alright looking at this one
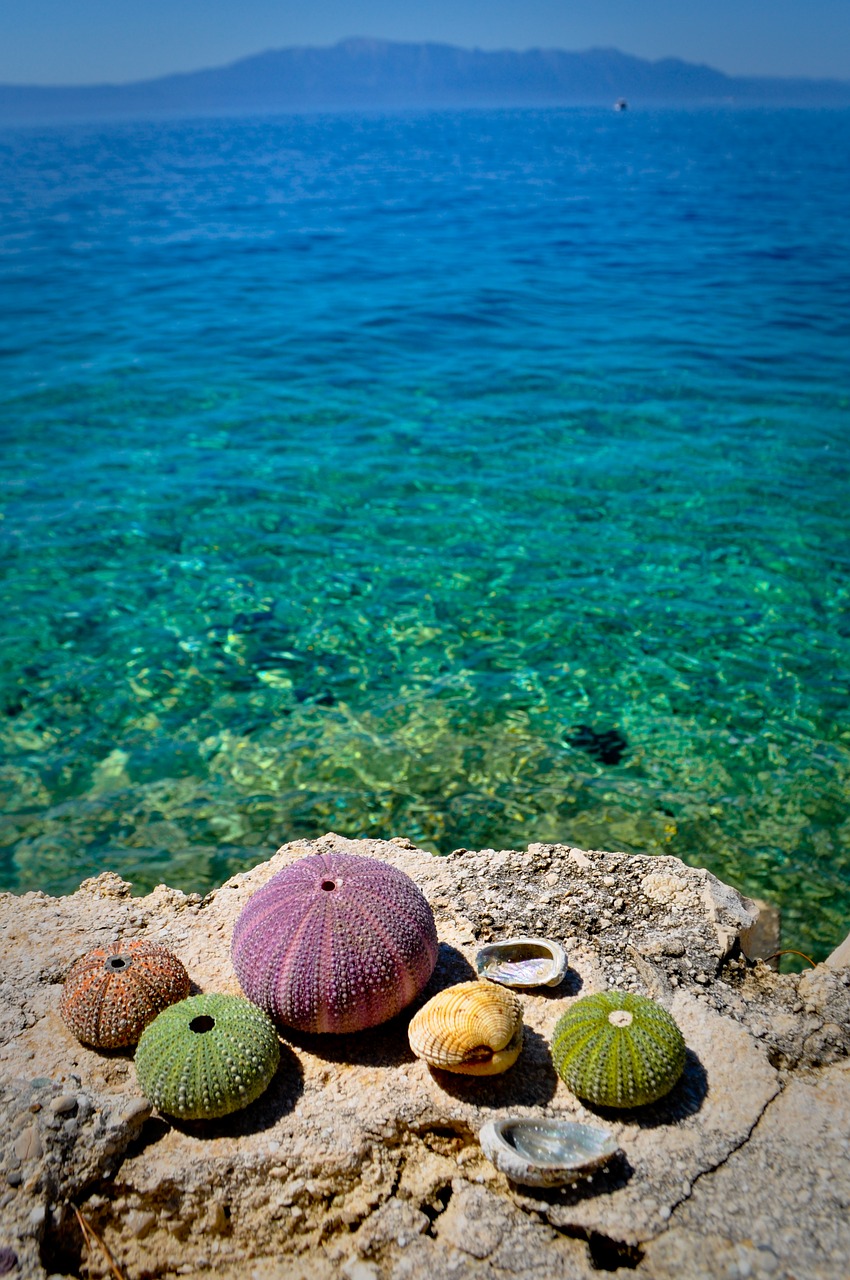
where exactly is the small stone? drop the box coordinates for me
[29,1205,47,1228]
[695,972,709,985]
[119,1097,152,1125]
[342,1261,380,1280]
[14,1127,42,1162]
[0,1191,16,1210]
[125,1210,156,1239]
[6,1171,23,1188]
[0,1247,19,1275]
[50,1094,78,1115]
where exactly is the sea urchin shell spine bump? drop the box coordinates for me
[478,1117,619,1186]
[231,851,438,1034]
[134,992,280,1120]
[408,980,523,1076]
[475,937,568,989]
[60,940,191,1049]
[551,990,686,1108]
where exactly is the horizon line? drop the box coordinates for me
[3,35,849,93]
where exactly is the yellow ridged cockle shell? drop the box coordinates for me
[407,981,523,1076]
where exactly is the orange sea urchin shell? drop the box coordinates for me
[60,940,191,1048]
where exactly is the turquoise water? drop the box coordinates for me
[1,109,849,960]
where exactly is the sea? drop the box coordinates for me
[1,107,848,962]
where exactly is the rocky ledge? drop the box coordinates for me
[1,835,849,1280]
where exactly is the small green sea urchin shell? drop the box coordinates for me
[135,994,280,1120]
[552,991,686,1108]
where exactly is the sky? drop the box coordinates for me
[2,0,850,86]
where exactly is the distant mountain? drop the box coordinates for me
[2,38,850,124]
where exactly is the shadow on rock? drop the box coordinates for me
[427,1026,559,1107]
[282,1004,417,1069]
[170,1041,304,1139]
[524,967,584,1001]
[426,942,478,991]
[586,1047,708,1127]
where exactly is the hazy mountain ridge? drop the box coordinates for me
[2,36,850,122]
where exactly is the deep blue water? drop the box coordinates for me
[1,108,849,960]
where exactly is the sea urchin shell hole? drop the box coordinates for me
[60,939,191,1049]
[231,852,439,1034]
[189,1015,215,1034]
[552,990,686,1109]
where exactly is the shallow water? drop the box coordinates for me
[1,108,848,959]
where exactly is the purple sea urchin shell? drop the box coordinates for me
[231,852,438,1034]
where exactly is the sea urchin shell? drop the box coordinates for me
[408,980,523,1075]
[552,990,686,1108]
[60,940,191,1049]
[231,852,439,1034]
[135,993,280,1120]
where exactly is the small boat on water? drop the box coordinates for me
[614,98,629,111]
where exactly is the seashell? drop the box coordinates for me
[408,981,523,1075]
[231,852,438,1034]
[134,993,280,1120]
[476,937,568,989]
[552,990,686,1108]
[479,1117,619,1186]
[60,940,191,1049]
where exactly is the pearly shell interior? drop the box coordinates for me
[475,937,568,989]
[479,1117,619,1187]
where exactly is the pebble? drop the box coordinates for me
[125,1210,156,1239]
[0,1191,16,1209]
[118,1098,151,1124]
[50,1094,78,1115]
[29,1205,46,1228]
[6,1171,23,1188]
[14,1127,42,1162]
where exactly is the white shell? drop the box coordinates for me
[475,937,568,989]
[479,1117,619,1187]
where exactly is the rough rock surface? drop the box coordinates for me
[1,834,849,1280]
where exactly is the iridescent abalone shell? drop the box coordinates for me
[479,1117,619,1186]
[231,852,439,1034]
[135,993,280,1120]
[60,940,191,1049]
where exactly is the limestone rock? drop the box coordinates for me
[1,834,848,1280]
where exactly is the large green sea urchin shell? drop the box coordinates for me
[552,991,686,1108]
[135,994,280,1120]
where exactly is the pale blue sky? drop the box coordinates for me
[3,0,850,86]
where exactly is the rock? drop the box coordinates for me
[825,927,850,970]
[434,1181,506,1258]
[48,1096,77,1116]
[740,898,782,968]
[0,834,848,1280]
[13,1128,42,1163]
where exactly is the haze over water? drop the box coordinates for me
[1,107,848,960]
